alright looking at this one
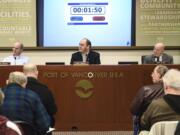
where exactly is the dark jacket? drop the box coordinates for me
[130,82,164,116]
[143,53,173,64]
[70,51,101,64]
[26,77,57,127]
[141,94,180,130]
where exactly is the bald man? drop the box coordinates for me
[3,42,29,65]
[23,64,57,127]
[143,43,173,64]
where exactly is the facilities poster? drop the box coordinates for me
[0,0,37,47]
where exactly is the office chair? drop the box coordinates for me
[139,121,178,135]
[141,55,147,64]
[14,121,37,135]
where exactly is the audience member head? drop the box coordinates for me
[151,65,169,83]
[79,38,91,53]
[8,72,27,88]
[163,69,180,95]
[12,42,24,56]
[0,90,4,105]
[23,64,38,79]
[153,43,165,57]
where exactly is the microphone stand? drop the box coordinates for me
[14,56,16,65]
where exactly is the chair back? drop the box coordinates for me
[141,55,147,64]
[14,121,37,135]
[139,121,178,135]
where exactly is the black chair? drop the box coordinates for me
[14,121,37,135]
[175,121,180,135]
[141,55,147,64]
[14,121,54,135]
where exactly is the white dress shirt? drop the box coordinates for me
[3,55,29,65]
[82,53,87,63]
[154,55,163,63]
[81,51,89,63]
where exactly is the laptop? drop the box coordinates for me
[0,62,10,65]
[45,62,65,65]
[118,61,138,65]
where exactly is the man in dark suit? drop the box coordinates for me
[70,38,101,64]
[23,64,57,127]
[142,43,173,64]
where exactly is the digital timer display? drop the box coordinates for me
[44,0,132,47]
[70,6,105,15]
[67,2,109,25]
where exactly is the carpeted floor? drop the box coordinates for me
[52,131,133,135]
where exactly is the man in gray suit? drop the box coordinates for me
[142,43,173,64]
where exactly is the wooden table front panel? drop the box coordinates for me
[0,65,179,131]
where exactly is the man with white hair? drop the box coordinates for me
[140,69,180,130]
[3,42,29,65]
[1,72,50,135]
[143,43,173,64]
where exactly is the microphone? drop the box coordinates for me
[14,56,16,65]
[154,56,161,64]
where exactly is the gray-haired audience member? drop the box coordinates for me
[140,69,180,130]
[1,72,50,135]
[142,43,173,64]
[130,65,169,116]
[0,88,22,135]
[130,65,168,132]
[3,42,29,65]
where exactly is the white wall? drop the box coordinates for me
[0,50,180,65]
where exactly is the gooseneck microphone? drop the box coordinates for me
[153,56,161,64]
[14,56,16,65]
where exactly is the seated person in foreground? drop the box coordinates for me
[142,43,173,64]
[1,72,50,135]
[140,69,180,131]
[3,42,29,65]
[70,38,101,64]
[23,64,57,127]
[0,89,22,135]
[130,65,168,115]
[130,65,168,132]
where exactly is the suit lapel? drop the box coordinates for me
[87,51,92,63]
[162,53,166,62]
[78,52,83,61]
